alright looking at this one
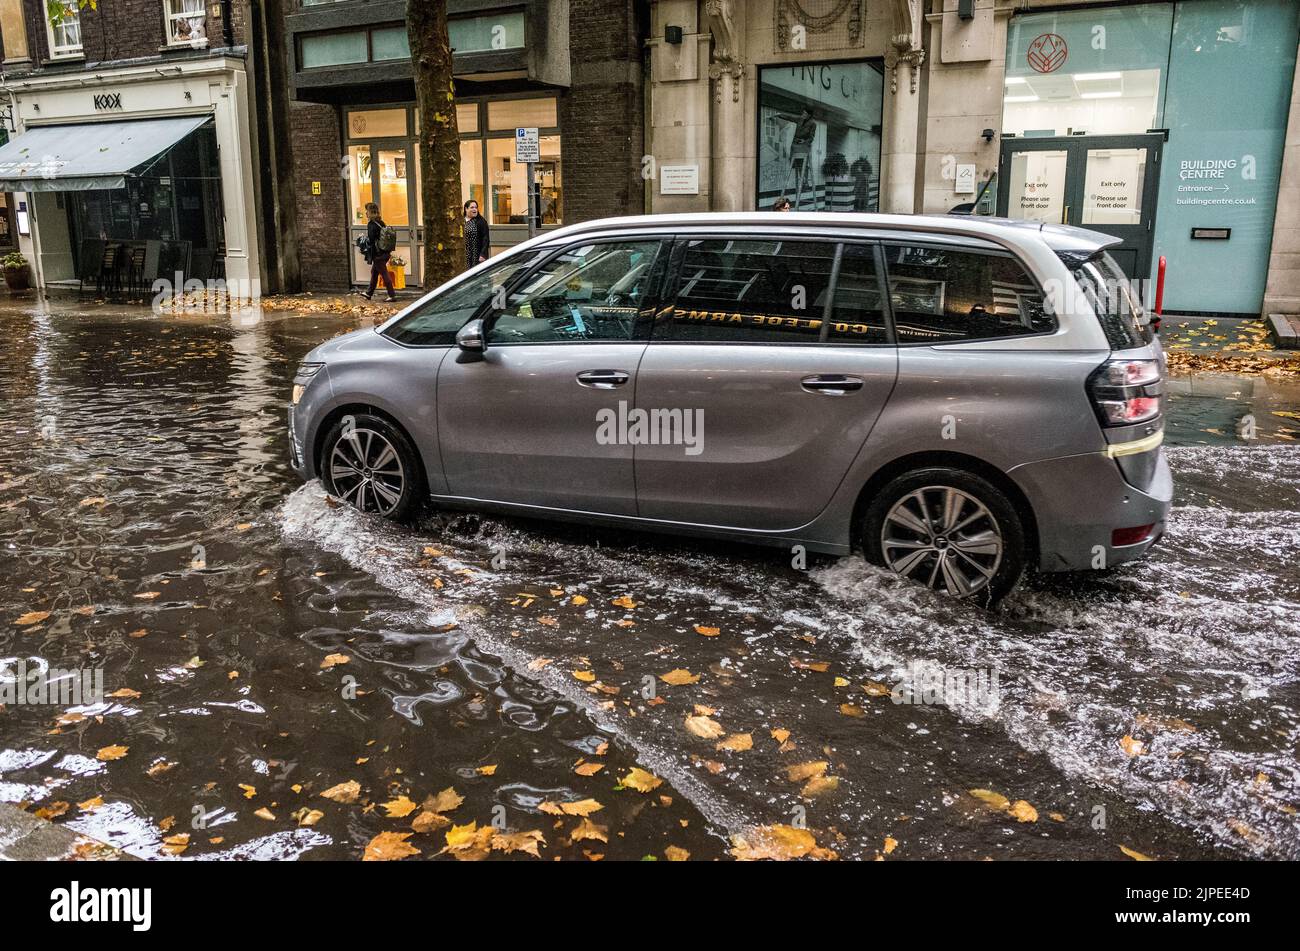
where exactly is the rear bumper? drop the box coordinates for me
[1009,446,1172,572]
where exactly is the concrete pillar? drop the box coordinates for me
[211,65,261,292]
[1264,41,1300,317]
[881,0,926,214]
[707,0,746,212]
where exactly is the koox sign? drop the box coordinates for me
[93,93,123,111]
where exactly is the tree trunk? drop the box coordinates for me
[408,0,464,287]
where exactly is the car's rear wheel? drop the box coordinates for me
[862,468,1025,605]
[321,412,424,521]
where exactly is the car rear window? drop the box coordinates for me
[882,244,1054,342]
[1061,250,1152,351]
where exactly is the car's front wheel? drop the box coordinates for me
[861,468,1025,605]
[321,412,425,521]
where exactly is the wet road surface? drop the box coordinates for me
[1,297,1297,860]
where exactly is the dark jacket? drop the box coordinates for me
[365,217,388,263]
[464,214,490,268]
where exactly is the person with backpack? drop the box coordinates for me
[360,202,398,302]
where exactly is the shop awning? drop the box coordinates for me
[0,116,210,192]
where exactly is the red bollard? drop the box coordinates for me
[1152,256,1166,333]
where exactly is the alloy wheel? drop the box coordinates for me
[329,427,406,516]
[880,485,1003,597]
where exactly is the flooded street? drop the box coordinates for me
[1,297,1297,861]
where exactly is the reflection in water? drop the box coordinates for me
[0,299,724,861]
[1,296,1296,861]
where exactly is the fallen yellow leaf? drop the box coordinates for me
[382,796,418,818]
[320,780,361,804]
[684,715,725,739]
[659,669,700,686]
[620,767,663,792]
[364,831,420,861]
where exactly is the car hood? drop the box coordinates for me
[303,327,399,365]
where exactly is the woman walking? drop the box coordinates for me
[463,200,490,270]
[360,202,397,302]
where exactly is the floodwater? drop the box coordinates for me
[1,297,1296,860]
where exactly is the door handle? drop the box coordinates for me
[576,370,630,389]
[801,375,864,395]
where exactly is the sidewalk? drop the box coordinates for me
[1161,316,1300,377]
[0,802,126,861]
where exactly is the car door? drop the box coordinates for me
[436,237,668,515]
[633,235,899,531]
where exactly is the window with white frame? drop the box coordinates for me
[164,0,208,47]
[45,1,83,58]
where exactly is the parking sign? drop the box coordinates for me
[515,127,539,164]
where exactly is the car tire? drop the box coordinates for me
[861,468,1025,606]
[321,412,425,522]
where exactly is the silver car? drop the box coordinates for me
[289,213,1169,604]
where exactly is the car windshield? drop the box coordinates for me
[382,252,543,346]
[1063,250,1152,350]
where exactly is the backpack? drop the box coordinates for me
[377,224,398,253]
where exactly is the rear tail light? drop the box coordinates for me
[1112,524,1156,547]
[1088,359,1163,427]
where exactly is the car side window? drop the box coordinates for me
[655,238,836,343]
[827,242,889,344]
[486,240,665,344]
[882,244,1054,343]
[654,238,890,344]
[382,253,542,346]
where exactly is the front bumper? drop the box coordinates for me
[288,405,306,476]
[1010,446,1172,572]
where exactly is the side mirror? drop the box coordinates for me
[456,318,486,361]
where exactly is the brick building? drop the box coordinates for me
[0,0,269,291]
[278,0,649,290]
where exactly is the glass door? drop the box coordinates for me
[375,145,417,287]
[346,141,420,287]
[997,133,1163,280]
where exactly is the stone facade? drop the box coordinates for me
[645,0,1300,317]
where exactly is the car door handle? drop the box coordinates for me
[576,370,630,389]
[801,375,864,395]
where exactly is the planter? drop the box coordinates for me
[3,264,31,291]
[825,175,856,213]
[388,263,407,290]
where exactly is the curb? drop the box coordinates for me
[1268,314,1299,350]
[0,802,127,861]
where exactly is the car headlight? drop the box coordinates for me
[292,362,325,405]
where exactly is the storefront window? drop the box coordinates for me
[346,144,371,226]
[485,135,561,226]
[460,139,484,213]
[487,98,558,131]
[66,124,225,281]
[1003,5,1173,136]
[376,149,409,227]
[461,98,562,229]
[348,108,408,139]
[456,104,479,135]
[757,62,883,212]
